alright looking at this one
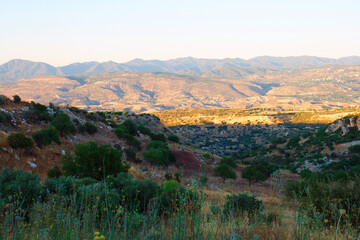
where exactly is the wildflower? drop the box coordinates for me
[94,231,100,236]
[340,209,346,215]
[324,219,328,223]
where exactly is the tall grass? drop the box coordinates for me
[1,180,360,239]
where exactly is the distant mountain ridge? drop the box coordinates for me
[1,56,360,82]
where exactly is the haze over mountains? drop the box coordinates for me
[1,56,360,82]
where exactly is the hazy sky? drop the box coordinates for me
[1,0,359,66]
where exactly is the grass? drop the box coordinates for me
[1,181,359,240]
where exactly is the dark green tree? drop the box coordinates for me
[62,141,129,180]
[7,133,33,149]
[213,163,237,182]
[241,165,267,186]
[12,95,21,103]
[51,112,75,136]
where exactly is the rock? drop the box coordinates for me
[28,162,37,169]
[61,150,66,155]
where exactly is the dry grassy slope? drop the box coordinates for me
[153,107,360,127]
[0,98,215,183]
[1,65,360,113]
[0,98,301,195]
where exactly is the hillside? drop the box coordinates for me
[237,113,360,177]
[3,96,360,239]
[2,65,360,112]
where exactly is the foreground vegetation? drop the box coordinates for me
[1,168,360,239]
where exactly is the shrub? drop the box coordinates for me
[32,126,60,147]
[84,121,97,135]
[7,133,33,149]
[286,179,360,227]
[349,144,360,153]
[213,163,237,181]
[143,141,176,166]
[125,148,137,162]
[0,112,11,124]
[22,102,51,121]
[12,95,21,103]
[137,125,152,136]
[77,123,87,133]
[47,166,62,178]
[62,141,129,180]
[220,157,237,168]
[0,168,43,209]
[51,112,75,136]
[151,133,166,142]
[168,135,179,143]
[286,137,301,149]
[115,125,142,149]
[44,176,75,196]
[198,174,208,186]
[163,180,179,192]
[223,193,263,218]
[123,119,138,136]
[241,165,267,185]
[106,173,159,213]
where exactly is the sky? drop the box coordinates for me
[1,0,360,66]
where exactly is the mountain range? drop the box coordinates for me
[1,56,360,82]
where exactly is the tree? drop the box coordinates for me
[62,141,129,180]
[51,112,75,136]
[241,166,267,186]
[220,157,237,168]
[213,163,237,182]
[12,95,21,103]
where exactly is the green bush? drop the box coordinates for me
[137,125,152,136]
[143,141,176,165]
[0,112,11,124]
[0,168,43,209]
[32,126,60,147]
[115,125,142,149]
[285,179,360,227]
[51,112,75,136]
[47,166,62,179]
[22,102,51,121]
[213,163,237,181]
[62,141,130,180]
[286,136,301,149]
[163,180,179,192]
[220,157,237,168]
[125,148,137,162]
[12,95,21,103]
[106,173,159,213]
[84,121,97,135]
[223,193,263,218]
[123,119,138,136]
[151,133,166,142]
[168,135,179,143]
[77,123,87,133]
[7,133,33,149]
[44,176,75,196]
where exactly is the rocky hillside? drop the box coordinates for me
[0,95,213,181]
[238,114,360,178]
[2,65,360,112]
